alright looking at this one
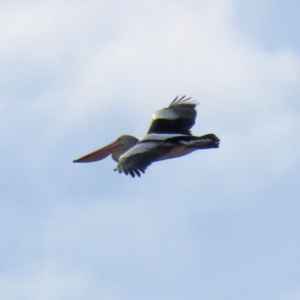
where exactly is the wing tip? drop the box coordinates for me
[115,165,144,178]
[170,95,199,107]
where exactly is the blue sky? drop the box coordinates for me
[1,1,300,299]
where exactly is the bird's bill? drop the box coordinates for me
[73,140,122,163]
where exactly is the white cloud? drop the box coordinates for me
[0,264,104,300]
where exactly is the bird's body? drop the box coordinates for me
[74,96,220,177]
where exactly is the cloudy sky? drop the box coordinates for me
[1,0,300,299]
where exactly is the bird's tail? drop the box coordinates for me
[193,134,220,149]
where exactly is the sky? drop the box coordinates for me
[1,0,300,299]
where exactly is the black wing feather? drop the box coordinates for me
[116,142,173,177]
[147,96,198,135]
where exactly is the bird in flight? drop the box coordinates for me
[73,96,220,177]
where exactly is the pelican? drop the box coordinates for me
[74,96,220,177]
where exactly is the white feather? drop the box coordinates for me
[139,133,187,141]
[152,108,178,120]
[119,142,157,159]
[180,139,211,146]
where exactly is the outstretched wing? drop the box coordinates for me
[147,96,198,135]
[115,142,173,178]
